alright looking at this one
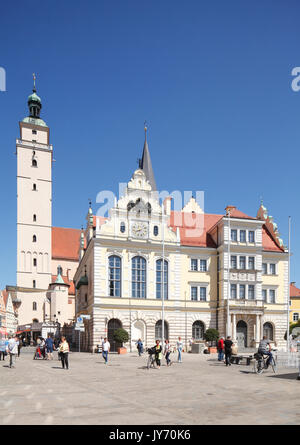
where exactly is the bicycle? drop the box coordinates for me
[146,347,157,369]
[253,349,277,374]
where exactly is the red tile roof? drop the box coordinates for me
[52,227,82,261]
[169,212,223,247]
[227,207,256,220]
[169,209,284,252]
[262,227,284,252]
[290,283,300,298]
[51,275,75,295]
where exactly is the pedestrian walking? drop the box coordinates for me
[188,338,194,353]
[102,337,110,364]
[154,340,162,369]
[176,337,183,363]
[164,339,172,366]
[40,338,46,359]
[45,334,54,360]
[217,337,225,362]
[8,335,19,368]
[17,337,22,357]
[136,339,144,356]
[0,336,8,361]
[58,336,69,369]
[224,336,233,366]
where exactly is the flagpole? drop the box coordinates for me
[287,216,291,357]
[162,203,165,348]
[226,209,231,337]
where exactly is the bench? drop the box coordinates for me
[230,355,254,366]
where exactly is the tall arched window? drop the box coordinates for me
[156,259,168,299]
[192,321,205,340]
[263,322,273,341]
[33,302,37,311]
[33,235,37,242]
[155,320,169,340]
[120,222,125,233]
[108,255,121,297]
[32,159,37,167]
[33,214,36,222]
[132,256,146,298]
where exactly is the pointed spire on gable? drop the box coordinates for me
[139,123,157,191]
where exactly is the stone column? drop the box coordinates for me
[232,313,236,341]
[255,314,260,344]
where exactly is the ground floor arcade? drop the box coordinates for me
[76,305,287,352]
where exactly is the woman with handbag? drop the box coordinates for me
[58,336,70,370]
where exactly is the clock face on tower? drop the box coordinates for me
[131,222,148,239]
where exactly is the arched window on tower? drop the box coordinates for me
[33,184,37,191]
[33,235,37,242]
[32,302,37,311]
[33,214,36,222]
[32,159,37,167]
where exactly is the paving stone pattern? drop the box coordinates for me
[0,348,299,425]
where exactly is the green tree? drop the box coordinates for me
[204,328,219,346]
[113,328,129,346]
[284,320,300,340]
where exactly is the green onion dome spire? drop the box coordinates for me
[28,73,42,118]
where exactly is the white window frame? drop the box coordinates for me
[191,258,198,271]
[190,283,209,302]
[268,288,276,304]
[248,256,255,270]
[293,313,299,322]
[248,284,255,300]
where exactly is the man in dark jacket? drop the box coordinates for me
[224,336,233,366]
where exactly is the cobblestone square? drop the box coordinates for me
[0,348,299,425]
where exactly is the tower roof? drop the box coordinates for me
[139,125,157,191]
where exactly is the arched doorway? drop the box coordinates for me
[131,320,146,348]
[192,321,205,340]
[155,320,169,341]
[236,320,247,349]
[263,322,273,341]
[107,318,122,352]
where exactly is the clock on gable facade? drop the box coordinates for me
[131,221,148,239]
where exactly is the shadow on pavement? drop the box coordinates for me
[267,373,299,380]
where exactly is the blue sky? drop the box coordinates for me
[0,0,299,288]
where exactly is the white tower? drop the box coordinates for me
[16,76,53,325]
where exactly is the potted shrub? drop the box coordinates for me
[204,328,219,353]
[113,328,129,354]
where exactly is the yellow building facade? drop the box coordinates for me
[290,282,300,323]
